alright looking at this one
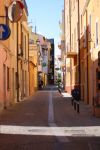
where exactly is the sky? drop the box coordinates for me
[26,0,64,56]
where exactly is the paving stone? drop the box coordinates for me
[0,86,100,150]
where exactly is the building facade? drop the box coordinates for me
[58,9,66,88]
[29,27,38,95]
[14,0,29,101]
[63,0,100,116]
[48,39,55,85]
[0,0,29,110]
[0,0,15,109]
[80,0,100,106]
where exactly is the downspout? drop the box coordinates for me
[69,0,72,91]
[28,32,29,96]
[64,0,66,90]
[78,0,81,99]
[86,10,89,104]
[17,23,19,102]
[69,0,71,52]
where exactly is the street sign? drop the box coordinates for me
[0,24,11,40]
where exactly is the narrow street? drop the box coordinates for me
[0,86,100,150]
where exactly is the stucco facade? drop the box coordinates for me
[64,0,79,93]
[0,0,14,109]
[0,0,29,110]
[29,27,38,95]
[80,0,100,105]
[64,0,100,115]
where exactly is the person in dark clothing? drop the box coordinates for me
[41,80,44,88]
[39,80,43,89]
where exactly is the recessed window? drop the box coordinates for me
[84,26,86,47]
[89,15,91,40]
[96,21,99,47]
[7,67,10,90]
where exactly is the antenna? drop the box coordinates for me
[28,19,33,25]
[34,18,37,34]
[35,25,37,34]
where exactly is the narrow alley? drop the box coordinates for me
[0,86,100,150]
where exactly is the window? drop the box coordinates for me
[98,51,100,66]
[74,28,76,50]
[15,72,18,89]
[96,68,100,90]
[7,67,10,90]
[73,0,75,10]
[89,15,91,32]
[72,34,73,50]
[84,26,86,47]
[96,21,99,47]
[89,14,91,41]
[67,16,68,27]
[21,30,23,55]
[25,35,26,58]
[81,15,83,33]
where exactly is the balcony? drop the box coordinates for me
[66,51,78,58]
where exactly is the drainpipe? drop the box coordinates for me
[86,10,89,104]
[28,32,29,96]
[69,0,72,91]
[17,23,19,102]
[64,0,66,90]
[78,0,81,99]
[69,0,71,52]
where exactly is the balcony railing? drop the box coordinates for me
[66,51,78,58]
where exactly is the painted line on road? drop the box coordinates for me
[48,91,54,123]
[48,90,70,143]
[0,125,100,136]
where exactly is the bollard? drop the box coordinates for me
[77,103,80,113]
[74,101,76,110]
[71,98,74,106]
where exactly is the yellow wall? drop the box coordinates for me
[79,0,100,105]
[0,0,29,109]
[29,27,38,95]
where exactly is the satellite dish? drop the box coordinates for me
[8,0,24,22]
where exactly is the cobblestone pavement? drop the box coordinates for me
[0,86,100,150]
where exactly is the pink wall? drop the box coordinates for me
[0,47,11,109]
